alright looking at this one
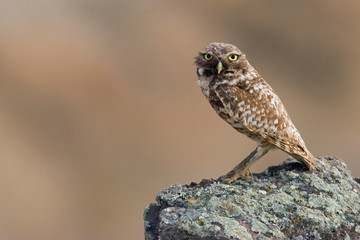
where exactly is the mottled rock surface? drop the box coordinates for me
[144,156,360,240]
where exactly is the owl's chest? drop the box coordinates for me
[198,77,222,108]
[198,77,265,140]
[199,77,246,128]
[198,76,212,98]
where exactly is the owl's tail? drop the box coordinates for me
[291,151,316,171]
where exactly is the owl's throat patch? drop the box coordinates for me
[197,68,215,77]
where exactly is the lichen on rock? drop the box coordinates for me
[144,156,360,239]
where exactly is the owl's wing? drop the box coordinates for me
[214,82,311,158]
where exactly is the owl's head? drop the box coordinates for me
[195,42,248,78]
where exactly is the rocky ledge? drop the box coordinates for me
[144,156,360,240]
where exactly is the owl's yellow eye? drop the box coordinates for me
[203,54,213,61]
[228,54,239,61]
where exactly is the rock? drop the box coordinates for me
[144,156,360,240]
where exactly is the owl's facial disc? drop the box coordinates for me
[195,43,248,77]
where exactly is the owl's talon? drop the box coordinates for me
[221,169,251,184]
[216,176,227,183]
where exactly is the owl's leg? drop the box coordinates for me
[222,144,270,183]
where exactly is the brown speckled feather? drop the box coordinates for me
[213,80,314,169]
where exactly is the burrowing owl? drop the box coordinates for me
[195,42,315,183]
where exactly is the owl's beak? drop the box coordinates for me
[217,61,224,74]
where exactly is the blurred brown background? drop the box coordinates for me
[0,0,359,239]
